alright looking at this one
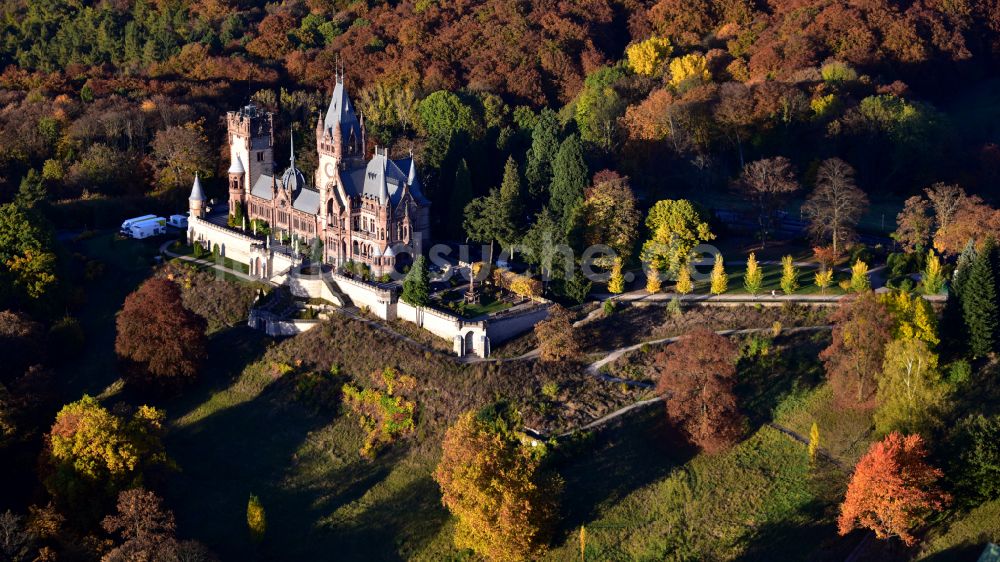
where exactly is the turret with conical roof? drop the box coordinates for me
[189,173,206,219]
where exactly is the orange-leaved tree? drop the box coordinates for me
[838,432,949,545]
[652,328,744,453]
[115,277,207,387]
[433,405,561,562]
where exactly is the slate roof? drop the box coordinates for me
[228,154,245,174]
[292,187,321,214]
[339,152,429,207]
[251,174,275,200]
[189,174,205,201]
[323,77,362,142]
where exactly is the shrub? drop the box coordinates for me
[602,300,616,316]
[541,381,559,400]
[247,494,266,542]
[342,367,417,457]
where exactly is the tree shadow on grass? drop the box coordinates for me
[553,405,695,541]
[736,332,827,432]
[162,368,448,561]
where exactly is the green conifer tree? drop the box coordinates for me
[402,256,431,307]
[962,240,999,357]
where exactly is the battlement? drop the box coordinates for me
[227,104,274,143]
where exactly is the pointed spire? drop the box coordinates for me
[378,149,390,205]
[407,156,418,187]
[289,134,296,167]
[189,172,205,201]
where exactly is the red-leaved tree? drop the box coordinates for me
[652,328,744,453]
[115,278,206,387]
[820,292,892,409]
[838,432,949,545]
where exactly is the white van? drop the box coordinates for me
[129,217,167,239]
[120,214,157,235]
[168,215,188,228]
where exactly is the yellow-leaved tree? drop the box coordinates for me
[646,263,662,294]
[45,396,169,517]
[780,255,799,295]
[710,253,728,295]
[608,256,625,294]
[675,263,693,294]
[744,252,763,295]
[668,53,710,90]
[626,36,673,76]
[815,268,834,294]
[434,406,562,562]
[247,493,266,542]
[850,259,870,292]
[883,291,939,346]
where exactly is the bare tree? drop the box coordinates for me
[802,158,868,254]
[923,182,965,231]
[738,156,799,248]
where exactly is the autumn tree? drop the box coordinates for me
[738,157,799,247]
[780,255,799,295]
[875,338,947,435]
[921,250,946,295]
[101,488,210,562]
[608,257,625,294]
[641,199,715,278]
[247,494,266,543]
[675,263,693,294]
[893,195,933,252]
[434,405,561,562]
[668,53,711,91]
[850,259,871,293]
[710,253,727,295]
[838,432,949,546]
[626,36,672,76]
[652,329,744,453]
[535,305,579,362]
[581,171,640,264]
[150,120,213,193]
[743,252,763,295]
[115,278,207,387]
[801,158,868,255]
[44,396,169,520]
[932,191,1000,255]
[820,293,893,409]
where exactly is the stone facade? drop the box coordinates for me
[223,72,431,276]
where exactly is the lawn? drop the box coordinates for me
[55,231,162,399]
[699,262,847,296]
[919,499,1000,561]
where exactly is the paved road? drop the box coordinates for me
[585,325,833,378]
[159,241,258,282]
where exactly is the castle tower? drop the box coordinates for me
[227,103,273,195]
[189,173,206,219]
[228,153,246,219]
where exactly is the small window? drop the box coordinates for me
[257,152,264,162]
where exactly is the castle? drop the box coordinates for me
[190,72,431,277]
